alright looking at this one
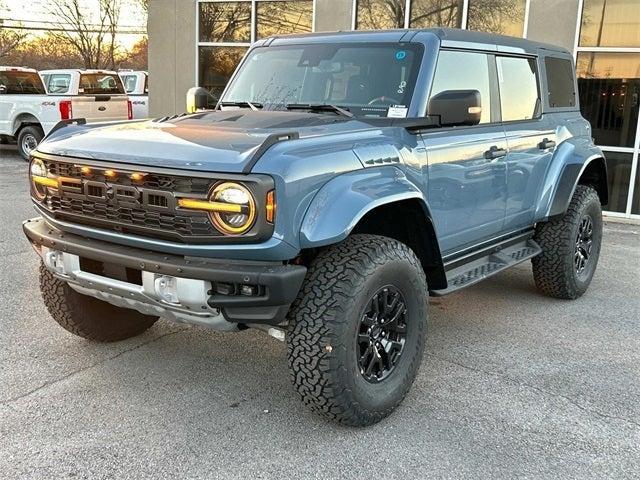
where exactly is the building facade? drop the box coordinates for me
[148,0,640,220]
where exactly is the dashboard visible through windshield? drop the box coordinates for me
[222,43,423,117]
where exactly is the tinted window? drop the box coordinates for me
[410,0,463,28]
[356,0,405,29]
[544,57,576,108]
[0,71,46,94]
[256,1,313,40]
[199,46,248,98]
[430,50,492,124]
[497,56,539,121]
[46,74,71,94]
[79,74,125,95]
[223,43,423,117]
[199,2,251,42]
[467,0,526,36]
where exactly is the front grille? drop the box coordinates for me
[38,158,223,242]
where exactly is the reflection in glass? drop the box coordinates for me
[199,46,248,98]
[467,0,526,37]
[356,0,405,30]
[497,56,539,121]
[632,163,640,215]
[603,151,633,213]
[409,0,463,28]
[256,1,313,39]
[576,52,640,147]
[199,2,251,43]
[579,0,640,47]
[430,50,492,123]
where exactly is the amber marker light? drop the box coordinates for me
[177,198,243,213]
[130,172,146,181]
[80,166,91,175]
[266,190,275,223]
[104,169,117,178]
[32,176,59,188]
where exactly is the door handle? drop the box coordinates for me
[483,145,507,159]
[538,138,556,149]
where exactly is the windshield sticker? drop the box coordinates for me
[395,50,407,60]
[387,105,408,118]
[397,80,407,95]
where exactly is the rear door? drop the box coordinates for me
[497,55,556,230]
[74,73,129,122]
[421,49,508,254]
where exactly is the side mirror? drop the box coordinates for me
[186,86,217,113]
[0,85,7,94]
[428,89,482,126]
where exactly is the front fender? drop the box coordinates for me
[300,166,426,248]
[535,137,605,221]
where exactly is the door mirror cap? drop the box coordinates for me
[0,85,7,94]
[428,89,482,126]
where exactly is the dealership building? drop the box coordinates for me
[148,0,640,220]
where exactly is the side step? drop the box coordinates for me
[431,239,541,296]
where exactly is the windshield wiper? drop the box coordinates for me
[286,103,353,118]
[219,101,262,111]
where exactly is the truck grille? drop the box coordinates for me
[38,158,223,243]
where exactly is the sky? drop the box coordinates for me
[1,0,147,48]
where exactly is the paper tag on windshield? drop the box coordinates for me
[387,105,408,118]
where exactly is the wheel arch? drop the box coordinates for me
[13,113,42,136]
[299,167,447,289]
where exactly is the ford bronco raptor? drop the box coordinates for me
[23,29,607,426]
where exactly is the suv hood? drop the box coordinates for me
[36,110,378,173]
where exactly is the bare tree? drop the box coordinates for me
[0,2,29,59]
[47,0,123,69]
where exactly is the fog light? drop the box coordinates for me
[240,284,258,296]
[155,275,179,304]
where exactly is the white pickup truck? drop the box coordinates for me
[119,70,148,119]
[1,67,131,159]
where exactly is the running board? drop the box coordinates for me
[430,239,541,296]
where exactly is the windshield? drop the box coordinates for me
[222,43,423,117]
[79,73,125,95]
[0,71,46,94]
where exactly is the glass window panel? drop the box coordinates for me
[467,0,525,36]
[603,151,633,213]
[199,46,248,98]
[576,52,640,148]
[355,0,405,30]
[256,1,313,40]
[409,0,463,28]
[579,0,640,47]
[429,50,492,123]
[544,57,577,108]
[199,2,251,43]
[632,160,640,215]
[497,56,539,121]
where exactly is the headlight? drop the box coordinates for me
[208,182,256,235]
[30,158,57,200]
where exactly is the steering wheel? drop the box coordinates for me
[367,96,402,106]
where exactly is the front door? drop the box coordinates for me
[422,49,507,254]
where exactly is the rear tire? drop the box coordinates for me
[39,263,158,342]
[17,125,44,161]
[532,185,603,299]
[286,234,428,426]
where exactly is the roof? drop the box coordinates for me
[39,69,120,75]
[0,66,37,73]
[263,28,570,56]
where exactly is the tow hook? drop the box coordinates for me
[247,324,286,342]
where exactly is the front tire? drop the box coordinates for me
[39,263,158,342]
[532,185,603,299]
[17,125,44,161]
[286,234,428,426]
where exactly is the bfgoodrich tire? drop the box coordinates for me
[39,263,158,342]
[286,234,428,426]
[532,185,603,299]
[17,125,44,161]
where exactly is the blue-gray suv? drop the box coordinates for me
[24,29,608,426]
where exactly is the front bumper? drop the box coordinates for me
[24,217,307,328]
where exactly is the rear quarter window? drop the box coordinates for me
[544,56,576,108]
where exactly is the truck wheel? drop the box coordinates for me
[286,234,428,426]
[532,185,603,299]
[17,125,44,161]
[39,263,158,342]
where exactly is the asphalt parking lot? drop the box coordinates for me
[1,144,639,479]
